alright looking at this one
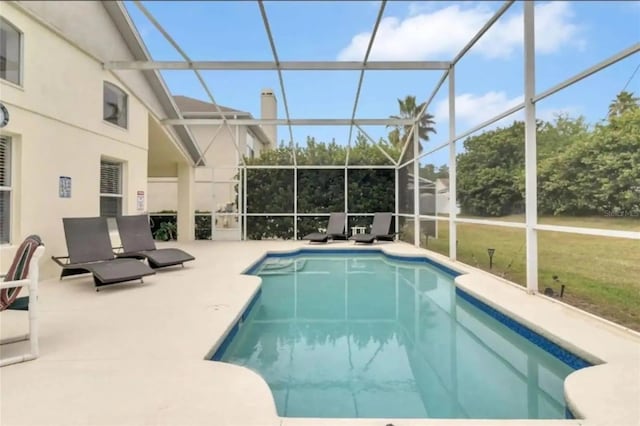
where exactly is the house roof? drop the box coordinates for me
[173,95,271,146]
[102,2,204,166]
[173,96,250,116]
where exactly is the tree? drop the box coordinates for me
[419,164,449,181]
[608,90,639,119]
[455,99,639,218]
[388,95,437,214]
[388,95,436,151]
[244,134,397,239]
[539,108,640,216]
[457,121,526,216]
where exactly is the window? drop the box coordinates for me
[0,136,11,244]
[0,18,22,85]
[246,132,255,159]
[103,82,128,128]
[100,160,122,218]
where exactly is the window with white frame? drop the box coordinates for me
[103,82,128,128]
[0,136,11,244]
[100,160,122,218]
[0,18,21,85]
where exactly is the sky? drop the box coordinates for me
[125,1,640,167]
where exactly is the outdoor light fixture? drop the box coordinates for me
[553,275,566,298]
[487,248,496,269]
[545,275,566,298]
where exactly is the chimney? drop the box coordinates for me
[260,88,277,149]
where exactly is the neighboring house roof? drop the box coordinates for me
[102,2,203,166]
[173,96,249,116]
[173,95,271,146]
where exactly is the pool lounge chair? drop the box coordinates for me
[115,214,195,269]
[52,217,155,290]
[0,235,45,366]
[350,212,396,244]
[303,212,348,243]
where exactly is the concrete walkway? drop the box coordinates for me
[1,241,638,426]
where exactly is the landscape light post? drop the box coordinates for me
[487,248,496,269]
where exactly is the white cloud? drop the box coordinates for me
[407,1,444,16]
[408,1,481,17]
[433,91,582,135]
[435,91,524,128]
[528,2,585,54]
[337,1,584,61]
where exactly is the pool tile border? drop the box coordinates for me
[456,288,592,371]
[211,288,262,361]
[244,248,462,278]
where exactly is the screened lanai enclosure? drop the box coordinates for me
[113,1,639,328]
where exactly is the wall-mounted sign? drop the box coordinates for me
[59,176,72,198]
[136,190,145,211]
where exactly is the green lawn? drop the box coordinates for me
[408,216,640,331]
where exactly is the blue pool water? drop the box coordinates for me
[215,252,584,419]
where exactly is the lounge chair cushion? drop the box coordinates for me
[57,218,156,287]
[89,258,156,285]
[115,214,157,252]
[139,248,195,269]
[350,233,376,244]
[303,232,330,243]
[63,218,115,263]
[303,213,347,243]
[116,215,195,269]
[349,213,394,244]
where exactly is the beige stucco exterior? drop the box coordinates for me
[147,95,275,239]
[149,124,248,212]
[0,2,192,278]
[148,124,251,239]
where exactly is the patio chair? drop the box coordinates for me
[115,214,195,269]
[52,217,156,291]
[303,212,348,243]
[0,235,45,366]
[350,212,397,244]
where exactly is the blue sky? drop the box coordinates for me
[126,1,639,167]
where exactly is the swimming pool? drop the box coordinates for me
[212,251,589,419]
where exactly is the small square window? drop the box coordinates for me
[103,82,128,128]
[0,18,22,85]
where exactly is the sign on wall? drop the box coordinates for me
[59,176,72,198]
[136,190,145,211]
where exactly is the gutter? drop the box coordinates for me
[103,1,205,166]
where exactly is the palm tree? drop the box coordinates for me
[608,91,639,119]
[388,95,437,152]
[389,95,437,215]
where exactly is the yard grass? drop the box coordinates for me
[416,216,640,331]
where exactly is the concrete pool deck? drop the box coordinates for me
[1,240,638,426]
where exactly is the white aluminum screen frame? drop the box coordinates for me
[113,0,640,293]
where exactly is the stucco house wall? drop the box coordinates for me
[147,94,275,235]
[0,2,163,278]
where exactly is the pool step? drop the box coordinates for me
[259,258,307,275]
